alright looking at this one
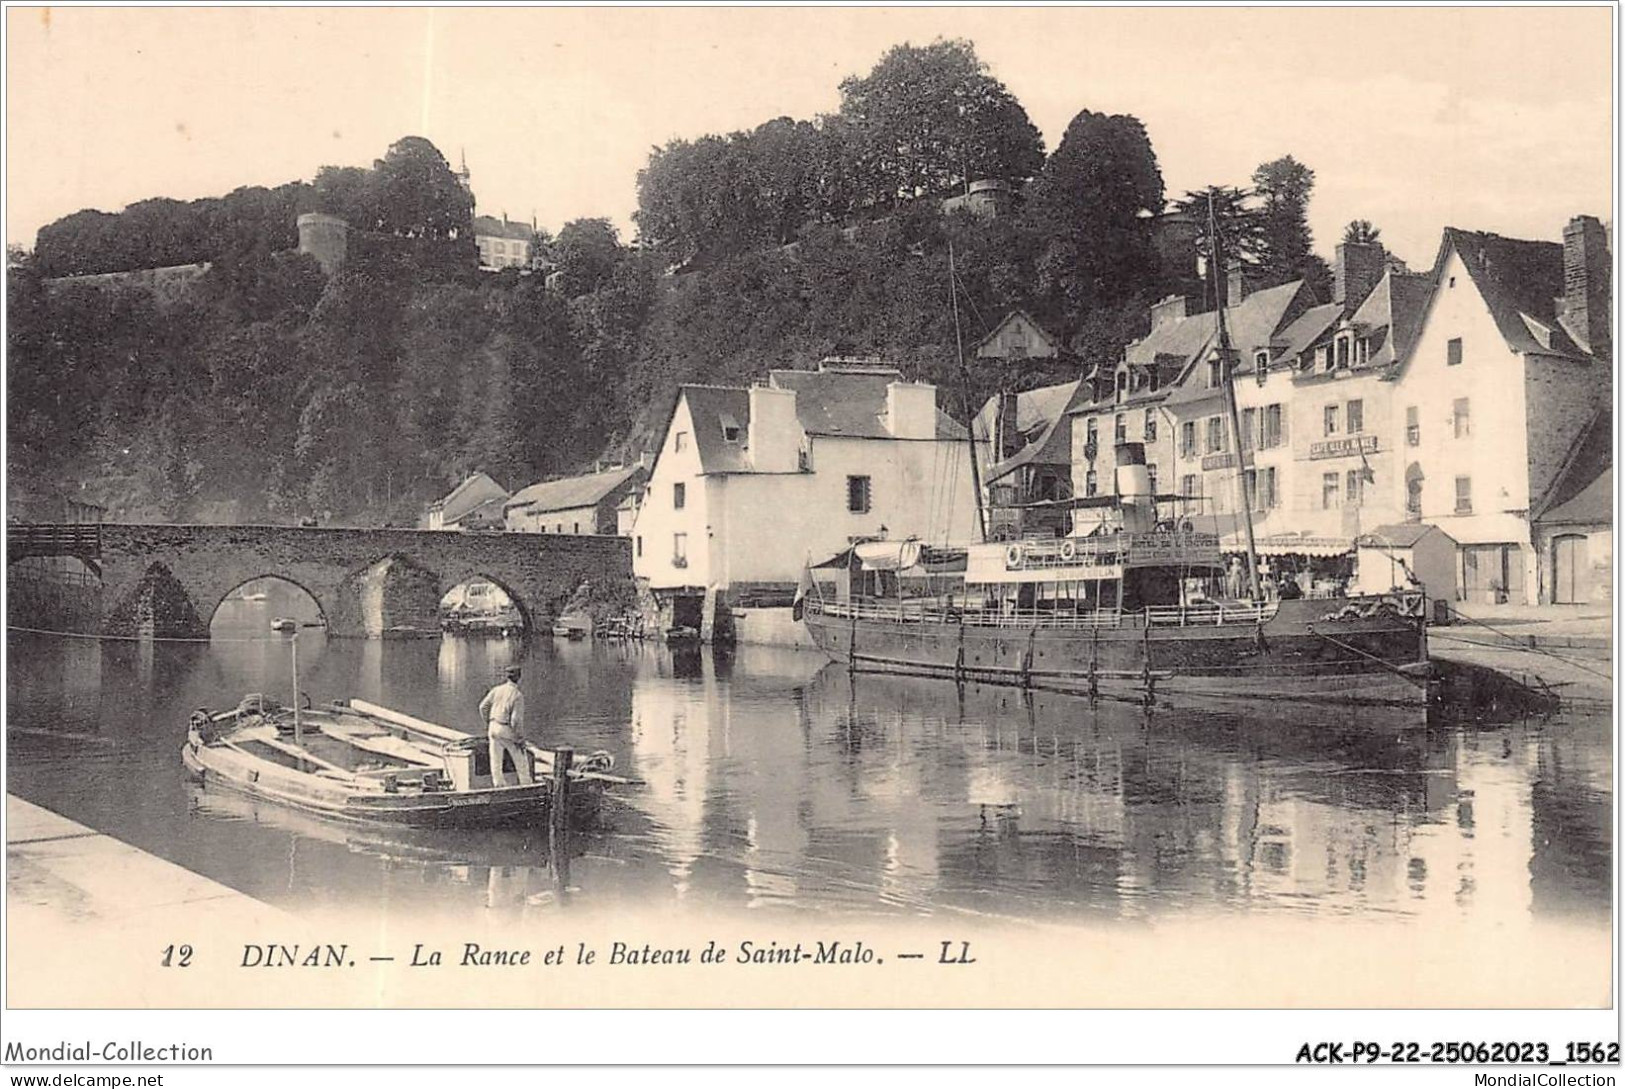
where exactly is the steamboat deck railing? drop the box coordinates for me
[807,597,1281,629]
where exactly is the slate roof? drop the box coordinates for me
[972,380,1089,484]
[1270,269,1434,377]
[973,380,1079,445]
[768,367,966,442]
[1351,270,1433,369]
[665,368,966,477]
[1533,408,1612,525]
[432,472,508,524]
[1440,228,1588,359]
[1159,280,1313,408]
[504,466,644,514]
[1272,303,1343,365]
[472,216,537,242]
[680,385,753,475]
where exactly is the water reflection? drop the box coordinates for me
[5,629,1611,926]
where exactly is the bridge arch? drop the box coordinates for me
[19,523,630,640]
[438,572,533,635]
[207,575,328,632]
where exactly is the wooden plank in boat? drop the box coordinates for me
[348,699,471,744]
[322,727,440,767]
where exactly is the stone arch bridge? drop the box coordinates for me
[7,523,631,638]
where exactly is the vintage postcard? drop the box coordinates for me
[3,3,1616,1069]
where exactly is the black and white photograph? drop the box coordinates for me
[2,3,1616,1071]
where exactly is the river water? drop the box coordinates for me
[6,599,1612,927]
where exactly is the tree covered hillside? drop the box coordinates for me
[8,38,1342,525]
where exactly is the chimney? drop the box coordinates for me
[886,380,937,441]
[1149,294,1189,331]
[997,391,1021,459]
[1563,215,1611,356]
[1334,241,1386,310]
[1226,260,1252,309]
[1113,442,1155,534]
[747,382,801,473]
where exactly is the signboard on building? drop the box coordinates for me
[1309,435,1379,460]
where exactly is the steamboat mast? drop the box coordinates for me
[949,237,989,543]
[1207,194,1262,601]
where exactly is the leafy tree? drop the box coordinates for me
[553,218,622,297]
[837,38,1044,208]
[1022,109,1164,324]
[635,133,758,264]
[744,117,825,245]
[295,383,370,519]
[197,248,326,325]
[1252,155,1329,296]
[1342,219,1382,246]
[311,165,377,229]
[1173,185,1263,306]
[370,136,474,243]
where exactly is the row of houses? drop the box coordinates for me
[435,212,1610,628]
[423,464,647,536]
[978,216,1612,607]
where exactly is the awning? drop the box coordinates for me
[854,540,923,571]
[1223,532,1353,557]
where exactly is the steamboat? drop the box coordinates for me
[803,199,1430,708]
[801,444,1431,706]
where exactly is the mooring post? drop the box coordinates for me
[549,745,574,820]
[548,745,574,890]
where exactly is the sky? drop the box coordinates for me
[6,6,1614,268]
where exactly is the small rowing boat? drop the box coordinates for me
[182,695,632,829]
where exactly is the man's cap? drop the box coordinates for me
[504,666,522,680]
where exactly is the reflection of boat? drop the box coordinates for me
[665,626,700,647]
[183,696,629,829]
[815,664,1439,809]
[802,461,1432,708]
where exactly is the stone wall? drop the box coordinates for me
[85,524,629,638]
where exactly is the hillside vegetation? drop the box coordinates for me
[8,39,1336,524]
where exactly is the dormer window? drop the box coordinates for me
[1115,370,1129,400]
[1208,359,1223,388]
[1316,344,1333,371]
[1334,334,1351,369]
[1254,349,1270,373]
[1355,338,1370,366]
[719,414,741,443]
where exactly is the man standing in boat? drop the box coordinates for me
[478,666,531,787]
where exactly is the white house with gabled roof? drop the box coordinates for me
[632,360,979,634]
[1387,217,1611,604]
